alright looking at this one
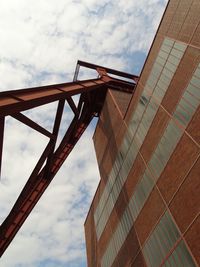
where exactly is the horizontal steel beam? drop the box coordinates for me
[0,78,106,116]
[77,60,139,81]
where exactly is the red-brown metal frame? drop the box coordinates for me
[0,61,137,257]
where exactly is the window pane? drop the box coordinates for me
[187,83,200,100]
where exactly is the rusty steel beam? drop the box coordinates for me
[12,113,54,139]
[0,91,97,256]
[76,60,139,82]
[43,99,65,178]
[0,117,4,178]
[0,62,137,257]
[66,96,79,116]
[0,78,106,116]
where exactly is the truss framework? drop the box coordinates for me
[0,61,138,256]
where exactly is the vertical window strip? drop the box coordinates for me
[95,38,186,243]
[163,240,196,267]
[142,211,180,267]
[101,207,133,267]
[174,63,200,127]
[95,136,140,238]
[148,119,183,182]
[101,108,185,263]
[101,166,155,267]
[101,115,187,264]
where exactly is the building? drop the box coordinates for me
[84,0,200,266]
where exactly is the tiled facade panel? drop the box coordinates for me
[134,187,165,246]
[169,156,200,233]
[142,211,196,266]
[131,252,147,267]
[98,140,118,184]
[98,219,114,259]
[140,107,169,162]
[157,133,200,203]
[123,154,145,200]
[94,91,122,166]
[187,105,200,145]
[111,227,140,267]
[191,19,200,47]
[97,91,129,184]
[167,0,193,38]
[125,36,163,125]
[162,46,200,114]
[158,1,179,35]
[110,90,132,118]
[98,154,144,257]
[85,207,98,267]
[185,215,200,264]
[178,0,200,43]
[99,91,122,140]
[94,90,125,165]
[93,119,109,166]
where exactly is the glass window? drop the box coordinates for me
[164,38,174,47]
[129,196,139,220]
[158,50,169,60]
[162,212,180,245]
[129,108,142,136]
[174,104,192,126]
[187,83,200,100]
[184,90,199,109]
[154,143,167,165]
[156,56,166,66]
[194,66,200,78]
[153,85,166,101]
[163,240,196,267]
[173,63,200,129]
[162,68,174,79]
[176,241,196,266]
[167,54,180,66]
[142,211,181,267]
[146,234,163,266]
[159,133,172,155]
[191,75,200,88]
[164,120,182,148]
[148,152,164,180]
[161,44,172,53]
[165,61,177,73]
[143,170,154,194]
[134,183,146,212]
[136,123,148,146]
[173,41,187,52]
[157,77,170,90]
[154,62,163,73]
[170,48,184,59]
[177,98,194,119]
[155,223,170,256]
[129,195,138,221]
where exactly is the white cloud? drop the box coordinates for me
[0,0,167,266]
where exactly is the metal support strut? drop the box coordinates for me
[0,61,138,257]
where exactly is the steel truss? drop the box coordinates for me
[0,61,138,256]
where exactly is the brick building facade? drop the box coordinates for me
[85,1,200,266]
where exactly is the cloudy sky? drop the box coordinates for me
[0,0,167,266]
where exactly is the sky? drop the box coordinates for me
[0,0,167,266]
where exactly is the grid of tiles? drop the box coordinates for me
[142,211,195,267]
[101,42,200,266]
[94,37,187,240]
